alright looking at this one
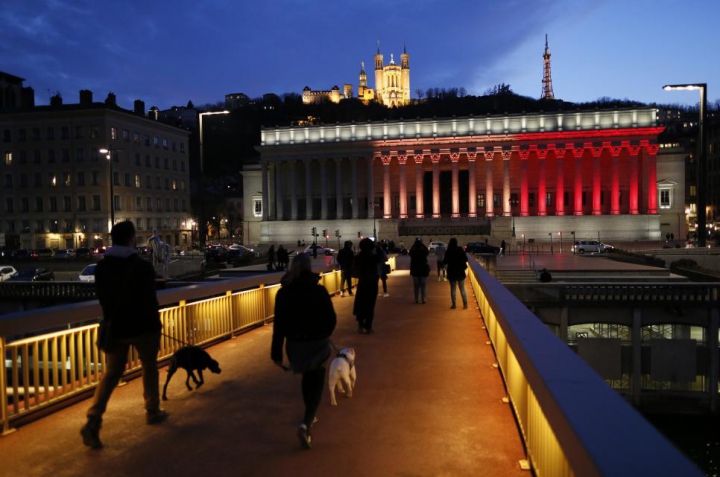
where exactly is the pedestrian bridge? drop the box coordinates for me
[0,256,702,477]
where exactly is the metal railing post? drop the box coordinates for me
[0,336,16,435]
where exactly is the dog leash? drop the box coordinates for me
[162,333,192,347]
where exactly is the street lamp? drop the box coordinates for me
[558,231,563,254]
[199,110,230,249]
[663,83,707,247]
[99,148,115,233]
[548,232,553,254]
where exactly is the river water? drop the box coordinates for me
[645,413,720,476]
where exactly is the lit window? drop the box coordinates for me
[254,198,263,217]
[4,152,11,165]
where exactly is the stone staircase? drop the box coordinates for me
[495,269,538,284]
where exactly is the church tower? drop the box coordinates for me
[400,43,410,104]
[541,34,555,100]
[374,42,384,100]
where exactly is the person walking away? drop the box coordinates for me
[267,245,276,271]
[80,220,167,449]
[435,243,447,281]
[445,237,469,309]
[409,238,430,304]
[272,253,337,449]
[500,239,506,255]
[539,268,552,282]
[353,238,382,333]
[337,241,355,297]
[376,242,390,297]
[276,245,289,271]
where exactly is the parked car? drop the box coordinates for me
[205,246,228,263]
[32,248,55,259]
[572,240,612,254]
[303,244,335,256]
[78,264,97,282]
[54,249,75,260]
[0,265,19,281]
[428,241,448,252]
[8,268,55,281]
[229,243,260,257]
[465,242,500,254]
[75,247,92,260]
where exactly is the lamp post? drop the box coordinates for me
[558,231,563,254]
[521,233,525,255]
[548,232,553,254]
[99,148,115,235]
[198,110,230,249]
[663,83,707,247]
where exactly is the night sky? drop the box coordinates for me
[2,0,718,111]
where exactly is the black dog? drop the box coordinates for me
[162,346,222,400]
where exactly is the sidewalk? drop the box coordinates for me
[0,264,526,477]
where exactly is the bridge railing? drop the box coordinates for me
[0,258,374,435]
[467,259,703,477]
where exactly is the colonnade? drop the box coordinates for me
[261,141,659,221]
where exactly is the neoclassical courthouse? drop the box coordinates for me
[244,107,686,246]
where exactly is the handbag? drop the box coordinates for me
[383,263,391,275]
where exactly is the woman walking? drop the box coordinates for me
[353,238,382,333]
[445,238,469,309]
[409,238,430,304]
[271,253,337,449]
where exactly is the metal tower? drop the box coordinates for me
[541,34,555,100]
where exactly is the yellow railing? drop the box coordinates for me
[467,258,702,477]
[0,263,358,435]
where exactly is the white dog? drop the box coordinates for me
[328,348,356,406]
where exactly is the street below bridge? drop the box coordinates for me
[0,258,526,477]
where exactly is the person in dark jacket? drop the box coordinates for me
[276,245,289,271]
[445,237,469,309]
[80,220,166,449]
[336,240,355,297]
[272,253,337,449]
[267,245,276,271]
[353,238,382,333]
[409,238,430,304]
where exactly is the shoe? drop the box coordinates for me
[451,304,456,309]
[463,303,468,309]
[443,277,448,282]
[383,293,389,297]
[365,328,374,334]
[297,424,312,449]
[415,300,419,304]
[146,409,169,425]
[348,292,353,296]
[80,416,103,449]
[421,300,426,304]
[340,292,345,297]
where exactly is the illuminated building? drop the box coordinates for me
[245,108,686,245]
[302,85,353,105]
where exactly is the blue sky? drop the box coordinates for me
[1,0,718,110]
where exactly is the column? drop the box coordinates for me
[367,157,375,219]
[398,153,408,219]
[574,147,584,216]
[290,160,298,220]
[502,150,511,217]
[537,149,547,216]
[519,150,529,217]
[351,158,359,219]
[450,151,460,218]
[320,158,328,220]
[467,149,477,218]
[592,146,602,215]
[382,154,392,218]
[276,160,284,220]
[305,159,313,219]
[644,144,658,214]
[335,157,343,219]
[261,161,269,221]
[414,153,424,218]
[629,146,640,214]
[485,150,494,217]
[610,146,621,215]
[555,147,565,216]
[431,152,441,218]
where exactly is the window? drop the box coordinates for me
[253,198,263,217]
[7,220,15,232]
[135,153,141,166]
[155,156,160,168]
[165,178,170,190]
[32,128,40,141]
[21,198,29,213]
[174,198,179,211]
[136,197,143,210]
[5,198,13,213]
[122,129,129,142]
[76,148,84,162]
[93,219,102,232]
[182,199,187,211]
[180,180,185,191]
[18,129,26,141]
[3,129,11,142]
[144,135,150,146]
[124,173,131,186]
[165,198,170,211]
[181,161,185,172]
[91,126,99,139]
[477,194,485,208]
[4,174,12,188]
[74,125,83,139]
[546,192,553,206]
[34,172,42,187]
[64,196,71,212]
[133,132,140,144]
[164,157,169,170]
[33,150,41,164]
[4,151,11,165]
[63,219,72,232]
[20,174,27,188]
[180,143,185,153]
[156,198,162,211]
[50,197,57,212]
[92,171,99,186]
[493,194,500,208]
[156,177,161,189]
[35,197,43,212]
[48,149,55,163]
[61,149,70,163]
[79,219,87,232]
[35,220,44,233]
[137,218,143,230]
[135,174,141,188]
[22,220,29,232]
[529,193,535,206]
[113,171,119,186]
[113,195,120,211]
[110,127,117,140]
[92,195,101,211]
[78,196,86,212]
[145,155,151,167]
[162,138,168,150]
[64,172,71,187]
[61,126,69,140]
[172,179,178,191]
[147,197,152,211]
[77,172,85,186]
[49,173,57,187]
[46,127,54,140]
[146,175,152,189]
[153,136,159,148]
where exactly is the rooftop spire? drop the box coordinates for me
[377,40,380,54]
[541,34,555,100]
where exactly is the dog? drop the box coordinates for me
[162,345,222,400]
[328,348,356,406]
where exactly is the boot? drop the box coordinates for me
[80,415,103,449]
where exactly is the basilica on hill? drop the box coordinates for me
[302,43,411,108]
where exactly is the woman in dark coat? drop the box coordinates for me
[353,238,381,333]
[444,237,468,309]
[409,238,430,304]
[272,253,337,449]
[267,245,276,270]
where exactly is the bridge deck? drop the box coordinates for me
[0,261,526,477]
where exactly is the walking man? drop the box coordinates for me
[80,220,167,449]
